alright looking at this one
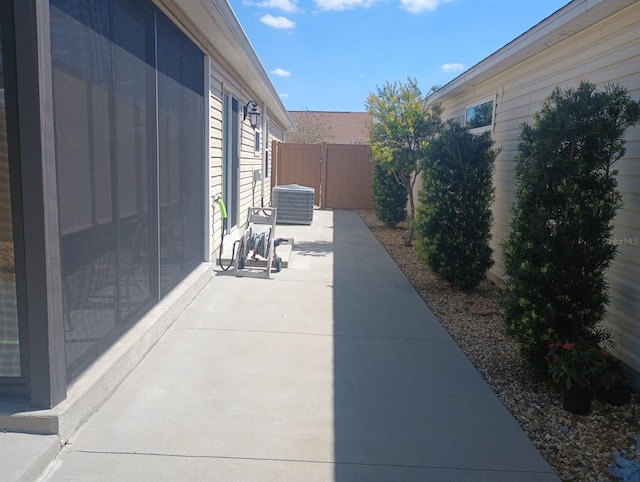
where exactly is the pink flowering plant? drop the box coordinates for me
[546,341,613,390]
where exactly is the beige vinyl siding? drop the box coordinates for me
[432,2,640,371]
[207,65,289,255]
[238,120,261,217]
[209,64,224,259]
[264,124,285,206]
[252,122,286,209]
[208,67,256,251]
[269,123,284,141]
[158,0,291,259]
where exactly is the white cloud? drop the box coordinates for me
[260,14,295,29]
[272,68,292,77]
[315,0,376,11]
[280,93,290,98]
[441,63,465,72]
[249,0,299,12]
[400,0,453,14]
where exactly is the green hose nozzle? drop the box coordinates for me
[217,198,227,219]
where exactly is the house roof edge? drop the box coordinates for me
[428,0,639,103]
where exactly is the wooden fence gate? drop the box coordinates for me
[271,142,374,209]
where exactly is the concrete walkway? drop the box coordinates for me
[34,209,558,481]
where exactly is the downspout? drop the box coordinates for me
[261,102,268,207]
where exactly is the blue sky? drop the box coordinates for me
[230,0,569,112]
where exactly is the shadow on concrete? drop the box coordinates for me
[331,210,558,481]
[291,240,333,257]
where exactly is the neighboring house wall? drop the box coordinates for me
[429,0,640,371]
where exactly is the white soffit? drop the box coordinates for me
[429,0,640,101]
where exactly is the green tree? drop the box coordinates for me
[366,78,442,246]
[502,81,640,372]
[372,162,407,227]
[415,120,496,289]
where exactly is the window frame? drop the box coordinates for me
[464,98,495,134]
[0,0,31,397]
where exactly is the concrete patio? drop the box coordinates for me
[9,209,558,481]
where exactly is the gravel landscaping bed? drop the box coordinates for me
[357,209,640,482]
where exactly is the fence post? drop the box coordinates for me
[320,143,328,208]
[271,140,278,189]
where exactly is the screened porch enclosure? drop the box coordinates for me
[51,0,205,383]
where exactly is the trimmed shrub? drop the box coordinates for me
[502,81,640,372]
[415,120,496,290]
[372,162,407,227]
[367,78,442,244]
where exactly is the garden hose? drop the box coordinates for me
[216,196,238,272]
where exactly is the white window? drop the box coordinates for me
[265,149,269,178]
[465,100,494,132]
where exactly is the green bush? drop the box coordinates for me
[372,163,407,227]
[502,81,640,372]
[415,120,496,290]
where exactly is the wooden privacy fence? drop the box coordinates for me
[271,142,374,210]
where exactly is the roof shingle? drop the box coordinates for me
[287,111,372,144]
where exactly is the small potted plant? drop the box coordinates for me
[546,340,613,415]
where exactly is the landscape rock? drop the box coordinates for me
[357,210,640,482]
